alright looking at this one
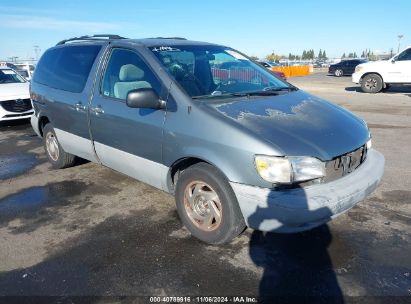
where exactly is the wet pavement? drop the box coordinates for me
[0,75,410,303]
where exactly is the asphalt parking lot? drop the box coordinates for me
[0,72,410,302]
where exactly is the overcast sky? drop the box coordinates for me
[1,0,410,60]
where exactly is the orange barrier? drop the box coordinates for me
[271,65,311,77]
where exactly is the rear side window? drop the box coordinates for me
[33,45,101,93]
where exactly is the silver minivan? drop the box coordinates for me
[30,36,384,244]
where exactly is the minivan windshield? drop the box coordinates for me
[150,45,292,99]
[0,69,26,84]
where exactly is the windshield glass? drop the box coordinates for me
[150,45,291,99]
[0,69,26,84]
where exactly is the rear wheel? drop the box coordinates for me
[43,123,77,169]
[361,74,383,93]
[175,163,245,244]
[334,69,343,77]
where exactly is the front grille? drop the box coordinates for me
[1,99,32,113]
[325,144,368,182]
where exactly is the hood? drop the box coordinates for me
[0,82,30,101]
[358,60,390,69]
[209,90,369,160]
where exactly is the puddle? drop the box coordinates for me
[0,180,123,234]
[0,153,39,180]
[0,181,86,232]
[0,187,48,215]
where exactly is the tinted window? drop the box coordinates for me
[33,45,101,93]
[397,48,411,61]
[101,48,161,100]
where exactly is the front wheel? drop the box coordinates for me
[175,163,246,244]
[361,74,383,93]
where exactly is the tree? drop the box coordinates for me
[353,52,358,58]
[266,51,282,62]
[322,50,327,59]
[302,50,307,60]
[249,55,259,61]
[361,51,365,58]
[342,53,346,58]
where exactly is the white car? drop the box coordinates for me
[352,46,411,93]
[14,63,35,80]
[0,66,33,121]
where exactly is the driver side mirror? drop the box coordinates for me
[391,56,397,63]
[126,88,166,109]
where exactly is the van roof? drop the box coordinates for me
[55,35,221,48]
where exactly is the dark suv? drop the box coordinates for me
[329,59,367,77]
[30,35,384,244]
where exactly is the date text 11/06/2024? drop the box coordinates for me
[149,296,258,303]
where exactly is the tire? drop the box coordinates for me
[175,163,246,244]
[334,69,343,77]
[361,74,383,93]
[43,123,77,169]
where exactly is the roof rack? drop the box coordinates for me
[56,34,126,46]
[149,37,187,40]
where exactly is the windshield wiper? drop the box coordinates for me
[229,87,298,97]
[191,87,297,99]
[192,94,227,99]
[229,91,280,97]
[191,92,274,99]
[263,86,298,92]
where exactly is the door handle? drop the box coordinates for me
[91,105,104,115]
[74,102,87,111]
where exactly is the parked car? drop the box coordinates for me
[256,61,287,81]
[14,63,36,81]
[30,35,384,244]
[256,60,279,68]
[328,59,367,77]
[314,61,328,68]
[0,66,33,121]
[352,46,411,93]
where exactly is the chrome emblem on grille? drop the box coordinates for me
[337,153,358,176]
[15,99,23,105]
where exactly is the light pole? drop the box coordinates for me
[397,35,404,53]
[34,45,40,61]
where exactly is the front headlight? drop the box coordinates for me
[366,138,372,149]
[355,65,363,73]
[255,155,326,184]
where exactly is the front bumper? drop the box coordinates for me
[0,106,33,121]
[352,72,362,83]
[231,149,384,233]
[30,114,42,137]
